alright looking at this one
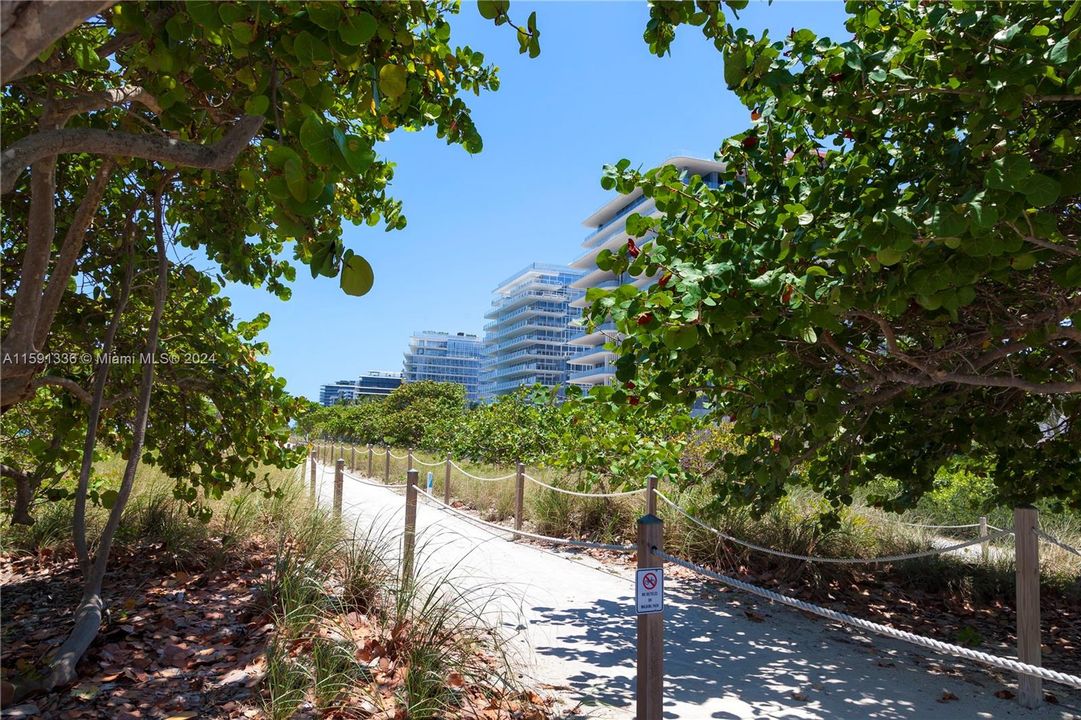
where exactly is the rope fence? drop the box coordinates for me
[417,489,637,553]
[655,490,1014,564]
[655,549,1081,689]
[411,456,444,468]
[525,473,645,498]
[304,446,1080,711]
[1036,528,1081,559]
[448,460,518,482]
[894,521,982,530]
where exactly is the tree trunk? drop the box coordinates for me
[18,183,169,698]
[73,210,137,573]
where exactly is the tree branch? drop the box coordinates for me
[0,0,116,85]
[35,158,115,350]
[30,375,92,404]
[45,86,162,126]
[1,115,264,194]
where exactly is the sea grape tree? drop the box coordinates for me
[588,0,1081,512]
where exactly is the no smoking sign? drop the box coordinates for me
[635,568,664,615]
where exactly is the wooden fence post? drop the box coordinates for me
[637,513,664,720]
[646,474,658,516]
[309,451,316,502]
[384,447,390,483]
[444,453,452,504]
[1014,507,1041,708]
[403,469,418,582]
[979,515,989,563]
[333,459,344,519]
[350,444,356,472]
[367,444,373,476]
[408,447,414,471]
[514,461,525,539]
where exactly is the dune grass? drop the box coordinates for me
[316,441,1080,601]
[3,456,545,719]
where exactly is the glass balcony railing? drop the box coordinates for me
[568,363,615,381]
[583,195,649,247]
[567,345,615,364]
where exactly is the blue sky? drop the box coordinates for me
[225,1,851,400]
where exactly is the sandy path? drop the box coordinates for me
[313,463,1080,720]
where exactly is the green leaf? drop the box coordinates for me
[336,134,375,174]
[100,489,119,510]
[930,205,967,237]
[876,247,902,265]
[1049,37,1071,65]
[378,64,408,99]
[969,200,998,229]
[284,158,307,202]
[477,0,508,20]
[231,21,254,45]
[663,326,698,350]
[340,254,375,296]
[800,326,818,344]
[293,31,332,64]
[307,2,342,30]
[339,11,377,46]
[1010,253,1037,270]
[1024,174,1060,208]
[300,114,334,165]
[244,95,269,116]
[186,1,222,30]
[596,248,614,271]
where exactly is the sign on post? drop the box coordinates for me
[636,568,664,615]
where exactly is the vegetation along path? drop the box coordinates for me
[313,463,1080,720]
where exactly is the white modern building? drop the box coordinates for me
[318,371,403,406]
[479,263,586,401]
[567,156,726,388]
[402,330,483,402]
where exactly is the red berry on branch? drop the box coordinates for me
[628,396,640,406]
[829,72,844,84]
[627,239,641,258]
[843,129,855,140]
[742,135,759,149]
[624,381,636,390]
[658,273,672,289]
[781,285,794,304]
[637,312,654,326]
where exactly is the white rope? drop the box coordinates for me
[412,456,444,468]
[317,462,410,489]
[449,460,517,482]
[388,451,408,460]
[524,474,646,498]
[654,550,1081,689]
[1036,528,1081,558]
[418,490,636,553]
[895,521,982,530]
[654,491,1013,564]
[344,471,409,490]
